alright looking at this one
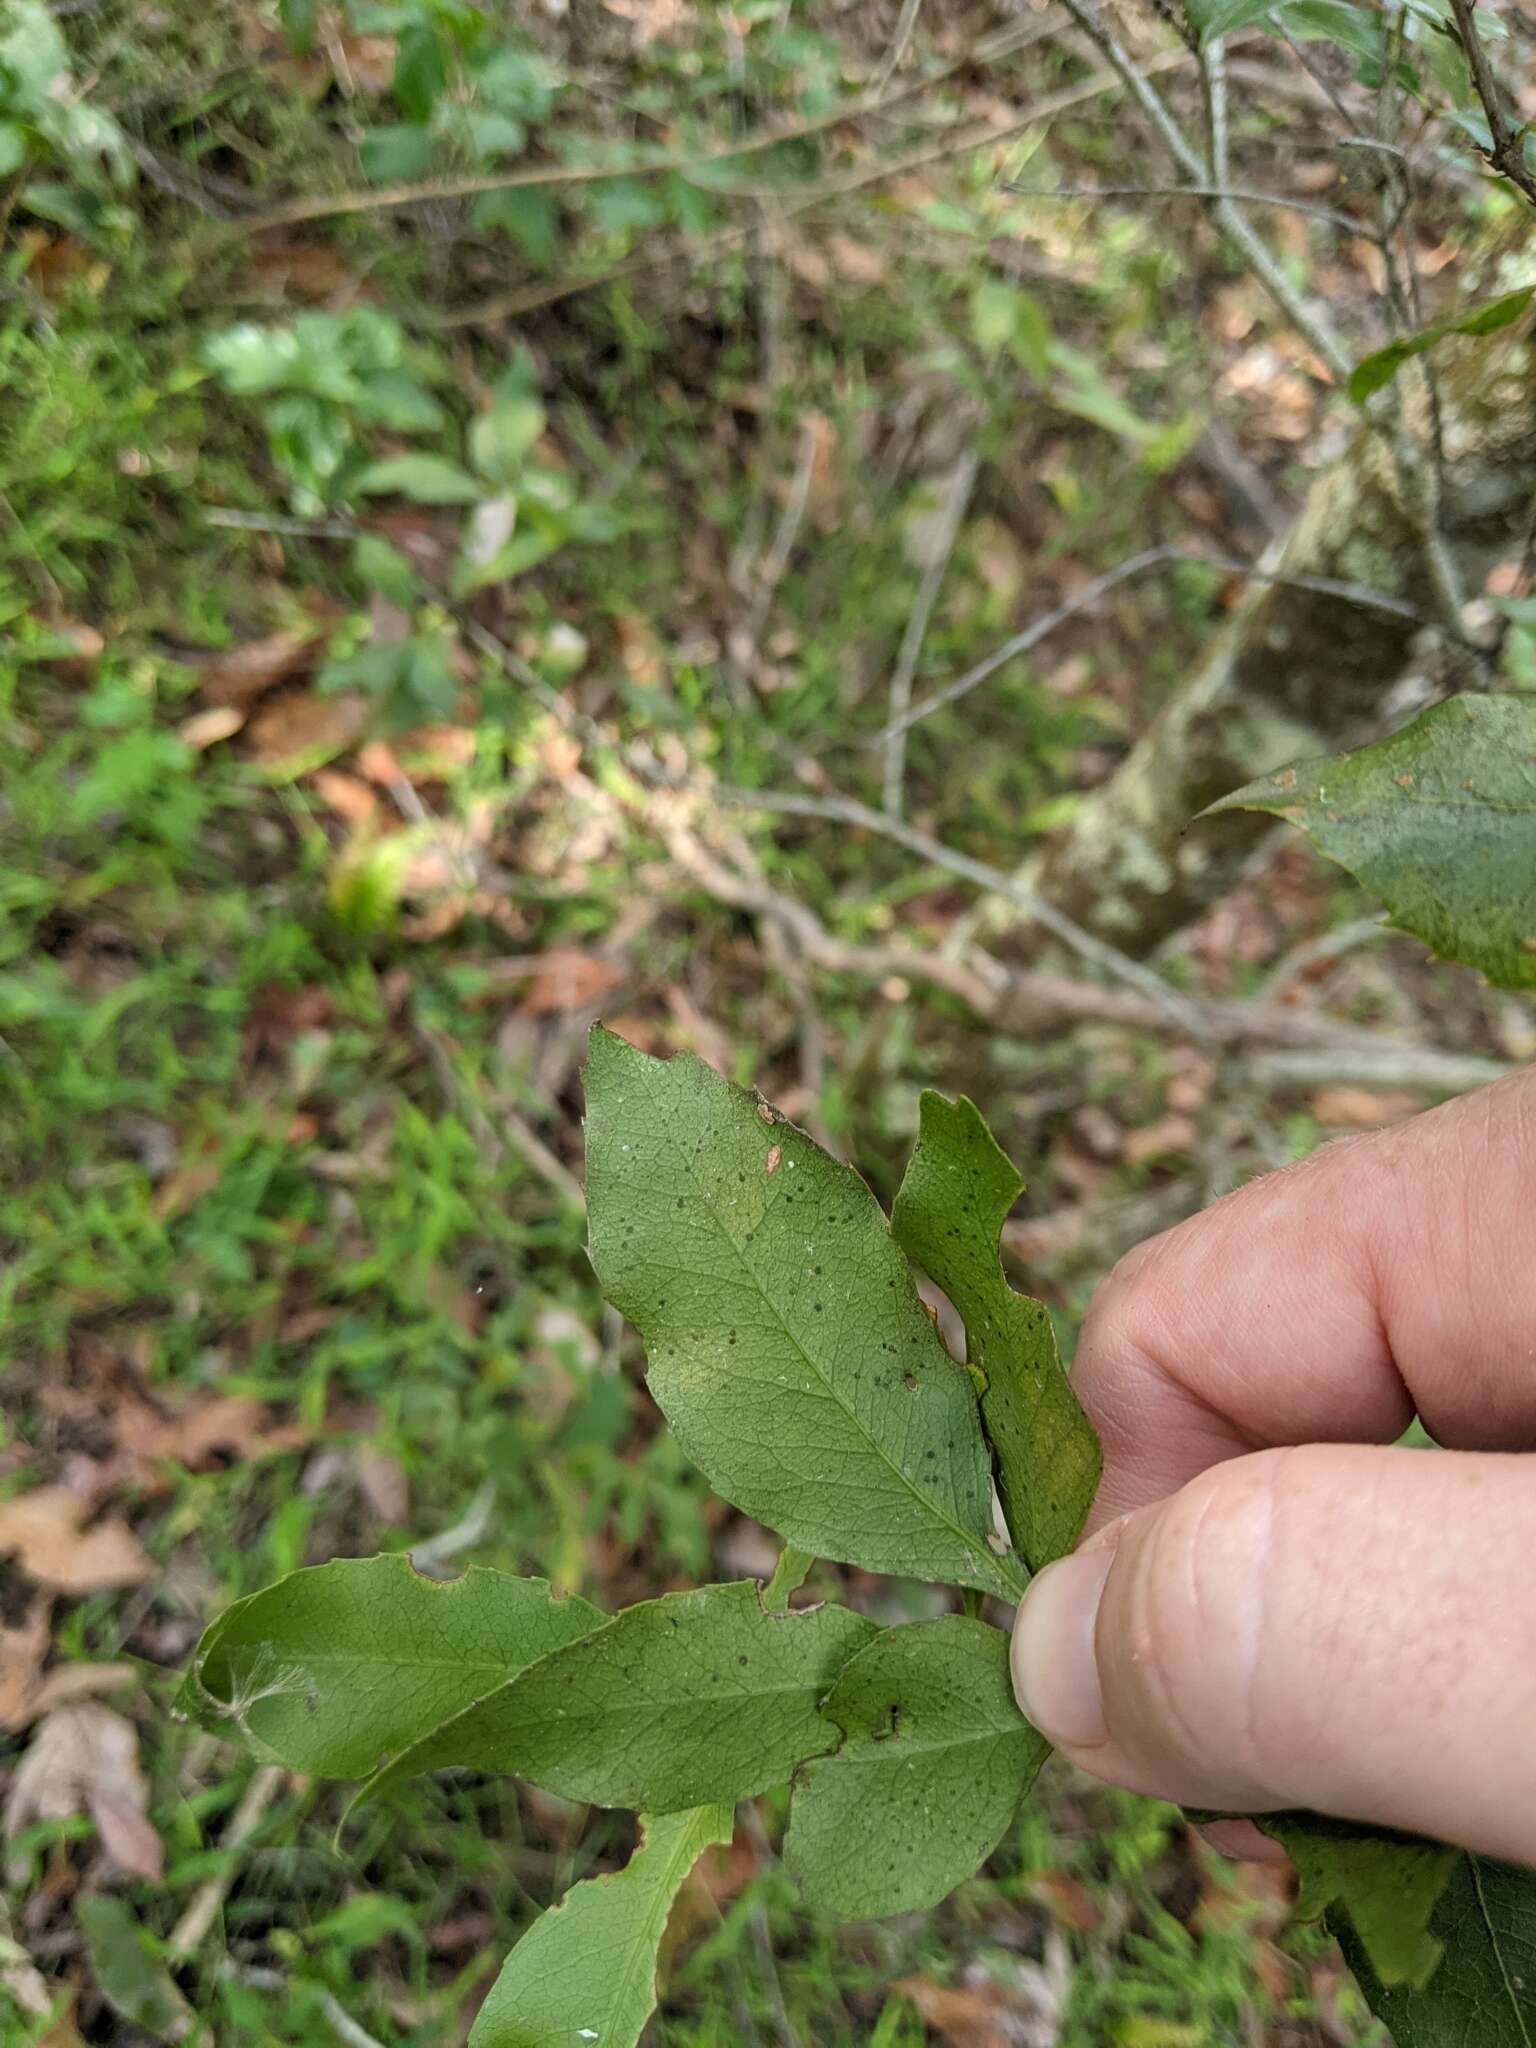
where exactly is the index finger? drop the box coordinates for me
[1071,1067,1536,1533]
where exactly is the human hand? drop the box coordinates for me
[1008,1070,1536,1862]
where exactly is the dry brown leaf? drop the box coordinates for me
[601,0,685,41]
[353,1446,410,1524]
[198,626,323,709]
[116,1393,307,1471]
[894,1975,1015,2048]
[37,621,105,665]
[241,240,362,301]
[177,705,246,751]
[245,689,370,766]
[0,1489,151,1594]
[826,232,888,285]
[30,1663,137,1718]
[332,32,397,95]
[519,948,627,1016]
[1026,1869,1101,1933]
[0,1598,52,1733]
[310,768,380,826]
[1310,1087,1420,1129]
[1122,1114,1196,1166]
[4,1702,162,1880]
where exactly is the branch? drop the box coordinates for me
[224,16,1060,237]
[652,794,1512,1083]
[1051,0,1352,378]
[1446,0,1536,207]
[882,451,977,819]
[867,545,1437,748]
[1008,179,1367,235]
[716,781,1209,1033]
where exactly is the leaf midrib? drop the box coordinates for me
[641,1060,1023,1598]
[1472,1856,1534,2047]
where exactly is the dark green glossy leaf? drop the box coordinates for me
[1208,694,1536,989]
[1260,1813,1459,1988]
[894,1091,1099,1570]
[1332,1851,1536,2045]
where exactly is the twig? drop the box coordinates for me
[1247,1046,1513,1093]
[168,1764,285,1960]
[417,51,1193,330]
[415,1020,587,1214]
[882,450,978,818]
[649,789,1502,1082]
[318,1995,392,2048]
[204,506,358,540]
[734,416,821,702]
[225,16,1056,238]
[1008,179,1366,234]
[869,544,1448,748]
[871,544,1179,743]
[1446,0,1536,206]
[874,0,925,94]
[1260,915,1390,998]
[738,1806,803,2048]
[716,782,1208,1033]
[1053,0,1352,378]
[410,1481,498,1577]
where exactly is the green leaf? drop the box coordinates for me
[352,533,418,605]
[469,395,546,486]
[358,1579,876,1813]
[392,23,448,123]
[469,1804,732,2048]
[894,1092,1100,1570]
[354,453,483,504]
[583,1026,1026,1598]
[1330,1852,1536,2045]
[785,1616,1048,1920]
[179,1555,602,1777]
[278,0,319,53]
[1259,1814,1458,1989]
[358,123,435,183]
[471,185,561,265]
[1347,286,1535,402]
[1275,0,1383,61]
[0,122,27,178]
[1208,694,1536,990]
[76,1897,194,2038]
[1183,0,1284,44]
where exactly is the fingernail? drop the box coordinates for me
[1010,1547,1115,1747]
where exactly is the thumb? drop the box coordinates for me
[1009,1444,1536,1863]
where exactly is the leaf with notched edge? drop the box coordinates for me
[583,1026,1025,1599]
[785,1616,1048,1921]
[179,1555,602,1778]
[1208,695,1536,990]
[469,1804,733,2048]
[357,1580,877,1815]
[1329,1849,1536,2046]
[1259,1812,1458,1990]
[894,1091,1099,1570]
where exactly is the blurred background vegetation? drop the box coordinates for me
[2,0,1533,2040]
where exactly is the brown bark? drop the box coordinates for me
[992,320,1536,956]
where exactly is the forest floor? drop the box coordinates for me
[3,1,1530,2043]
